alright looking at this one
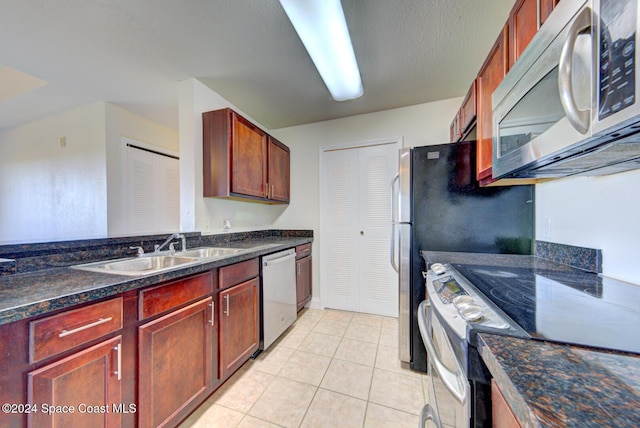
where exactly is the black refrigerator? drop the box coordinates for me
[391,142,534,372]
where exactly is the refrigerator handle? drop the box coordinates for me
[390,174,400,272]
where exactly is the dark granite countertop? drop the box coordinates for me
[422,249,640,427]
[478,334,640,427]
[0,236,312,325]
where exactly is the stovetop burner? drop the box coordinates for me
[446,260,640,355]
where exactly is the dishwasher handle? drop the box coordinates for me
[262,250,296,267]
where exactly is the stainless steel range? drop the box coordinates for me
[418,251,640,427]
[418,263,528,428]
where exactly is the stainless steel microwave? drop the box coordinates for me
[492,0,640,179]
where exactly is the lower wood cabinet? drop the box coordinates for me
[1,251,311,428]
[492,379,522,428]
[138,298,213,428]
[27,336,123,428]
[218,277,259,380]
[295,244,312,311]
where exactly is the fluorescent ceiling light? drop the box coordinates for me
[279,0,363,102]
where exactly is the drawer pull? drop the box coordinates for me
[58,317,113,338]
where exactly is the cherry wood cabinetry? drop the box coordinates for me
[295,244,312,311]
[218,259,259,380]
[29,298,123,364]
[450,81,477,143]
[203,108,290,204]
[0,249,309,428]
[28,336,123,428]
[492,379,522,427]
[477,26,509,182]
[450,0,561,185]
[138,298,213,428]
[267,137,291,202]
[541,0,560,26]
[508,0,539,68]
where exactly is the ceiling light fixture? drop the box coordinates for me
[279,0,363,102]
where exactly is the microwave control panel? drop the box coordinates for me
[599,0,636,119]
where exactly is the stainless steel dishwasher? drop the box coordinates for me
[261,248,297,350]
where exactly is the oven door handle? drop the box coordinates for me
[418,300,467,403]
[419,403,442,428]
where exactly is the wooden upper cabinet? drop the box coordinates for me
[477,25,509,181]
[460,80,477,135]
[231,113,267,198]
[268,136,290,203]
[203,108,290,204]
[540,0,560,26]
[508,0,539,68]
[450,81,476,143]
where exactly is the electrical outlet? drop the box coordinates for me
[223,219,231,230]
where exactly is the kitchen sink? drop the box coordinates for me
[72,255,200,276]
[173,247,246,259]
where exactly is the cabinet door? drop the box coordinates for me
[477,25,508,181]
[540,0,560,26]
[296,256,312,311]
[28,336,122,428]
[268,137,290,203]
[460,80,477,134]
[508,0,539,68]
[231,113,267,199]
[492,379,522,428]
[138,298,213,428]
[219,278,259,380]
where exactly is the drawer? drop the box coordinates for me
[295,243,312,259]
[219,258,259,290]
[30,297,123,363]
[139,271,213,320]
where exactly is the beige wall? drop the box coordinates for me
[105,103,179,235]
[536,171,640,284]
[0,103,108,243]
[0,101,180,243]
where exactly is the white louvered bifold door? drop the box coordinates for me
[126,145,180,234]
[358,145,398,316]
[323,148,360,312]
[321,142,398,317]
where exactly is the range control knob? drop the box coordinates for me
[431,263,446,275]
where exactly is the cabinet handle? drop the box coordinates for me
[297,263,300,275]
[59,317,113,338]
[223,294,230,317]
[209,302,215,326]
[113,343,122,381]
[271,184,275,198]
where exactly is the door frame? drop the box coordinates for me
[318,137,403,312]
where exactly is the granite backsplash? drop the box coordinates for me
[535,240,603,273]
[0,230,313,275]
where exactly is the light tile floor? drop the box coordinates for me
[179,308,427,428]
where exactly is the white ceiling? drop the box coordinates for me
[0,0,514,131]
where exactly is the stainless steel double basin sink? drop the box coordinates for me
[72,247,246,276]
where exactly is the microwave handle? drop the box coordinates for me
[558,6,592,134]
